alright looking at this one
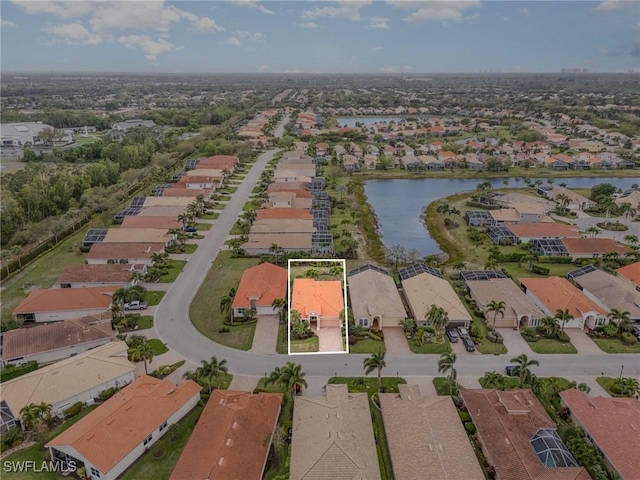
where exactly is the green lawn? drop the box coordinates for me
[144,290,166,306]
[196,222,213,231]
[479,375,521,389]
[592,338,640,353]
[229,221,245,235]
[242,201,259,212]
[596,377,618,396]
[290,336,319,353]
[148,339,169,355]
[72,135,101,145]
[255,377,287,393]
[276,322,288,354]
[201,212,220,220]
[251,186,263,194]
[349,338,386,354]
[433,377,457,396]
[124,314,154,330]
[503,263,578,280]
[159,260,187,283]
[408,335,452,354]
[525,337,578,354]
[189,251,259,350]
[120,407,203,480]
[2,405,99,480]
[470,318,508,354]
[182,244,198,254]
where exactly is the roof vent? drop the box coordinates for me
[226,438,233,447]
[232,422,239,430]
[505,438,511,445]
[218,457,225,466]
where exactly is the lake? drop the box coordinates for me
[363,177,639,256]
[337,117,420,127]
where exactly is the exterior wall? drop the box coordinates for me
[379,316,405,328]
[318,316,340,328]
[4,338,112,366]
[55,281,129,289]
[185,182,214,189]
[52,372,136,417]
[87,257,154,266]
[232,306,277,317]
[31,308,109,323]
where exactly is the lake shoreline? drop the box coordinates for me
[351,168,640,181]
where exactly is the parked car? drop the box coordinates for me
[124,301,148,311]
[505,365,516,376]
[462,337,475,352]
[183,225,197,233]
[446,329,459,343]
[631,325,640,338]
[457,327,470,339]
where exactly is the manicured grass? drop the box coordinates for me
[218,195,232,201]
[148,339,169,355]
[182,243,198,254]
[592,337,640,353]
[159,260,187,283]
[407,335,452,354]
[120,406,203,480]
[229,221,245,235]
[190,251,260,350]
[276,322,288,354]
[525,337,578,354]
[251,186,263,194]
[349,338,386,354]
[242,201,259,212]
[144,290,166,306]
[503,262,578,280]
[190,234,205,240]
[201,212,220,220]
[470,318,508,354]
[290,336,319,353]
[479,375,521,389]
[433,377,456,396]
[596,377,620,396]
[196,222,213,231]
[127,314,154,330]
[72,135,101,145]
[255,377,287,393]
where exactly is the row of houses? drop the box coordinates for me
[236,109,279,149]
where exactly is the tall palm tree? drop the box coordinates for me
[509,354,540,388]
[36,402,52,423]
[541,316,559,337]
[424,304,449,334]
[110,303,124,321]
[200,356,229,392]
[272,298,287,324]
[129,339,154,374]
[623,234,638,247]
[585,226,601,238]
[554,308,574,332]
[486,300,506,329]
[19,404,40,430]
[269,243,282,264]
[480,371,506,390]
[618,202,636,219]
[281,362,307,398]
[608,309,631,335]
[111,288,129,306]
[220,287,236,322]
[597,195,616,227]
[438,352,457,395]
[363,351,386,393]
[265,366,283,389]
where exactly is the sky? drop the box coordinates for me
[1,0,639,73]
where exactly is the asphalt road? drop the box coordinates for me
[155,116,640,379]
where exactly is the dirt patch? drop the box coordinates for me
[152,449,164,459]
[169,435,178,443]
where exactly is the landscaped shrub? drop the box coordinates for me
[348,335,358,345]
[349,325,368,337]
[531,265,550,276]
[64,402,84,419]
[495,252,525,263]
[370,329,384,340]
[621,332,637,346]
[218,327,230,333]
[486,331,504,344]
[537,256,573,264]
[522,327,538,342]
[458,411,471,423]
[557,331,571,342]
[99,387,116,401]
[366,331,382,341]
[0,361,38,383]
[470,323,485,340]
[465,422,476,434]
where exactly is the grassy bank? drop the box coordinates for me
[352,179,386,262]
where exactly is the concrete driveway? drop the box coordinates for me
[571,216,640,242]
[317,327,345,353]
[383,328,411,354]
[564,329,606,355]
[498,328,534,357]
[250,315,279,354]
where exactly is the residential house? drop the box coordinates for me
[315,142,329,156]
[291,278,344,329]
[161,186,211,198]
[120,216,182,230]
[539,186,595,211]
[561,238,632,259]
[87,243,165,265]
[197,155,239,171]
[520,276,606,328]
[178,174,218,190]
[382,145,395,157]
[418,154,445,170]
[461,389,590,480]
[136,205,189,219]
[142,197,195,208]
[347,264,406,329]
[617,261,640,290]
[13,286,118,323]
[505,223,582,243]
[47,375,200,480]
[56,264,145,288]
[274,170,312,184]
[249,219,316,235]
[333,144,347,158]
[1,342,135,420]
[567,266,640,321]
[244,233,313,256]
[342,154,360,171]
[255,208,312,221]
[560,389,640,480]
[615,188,640,208]
[1,314,113,366]
[363,154,378,169]
[290,385,381,480]
[169,391,282,480]
[266,192,313,209]
[232,263,288,318]
[380,384,484,480]
[487,225,519,245]
[399,264,472,328]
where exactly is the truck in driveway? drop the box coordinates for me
[124,301,148,311]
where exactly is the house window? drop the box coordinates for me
[159,421,168,432]
[90,467,101,478]
[358,318,369,327]
[237,308,245,315]
[143,434,153,446]
[60,283,71,288]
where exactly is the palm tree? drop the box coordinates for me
[220,287,236,322]
[269,243,282,264]
[452,262,466,273]
[129,338,154,374]
[272,298,287,324]
[486,300,506,330]
[10,245,22,269]
[111,288,129,306]
[613,377,640,398]
[541,316,559,337]
[519,254,536,271]
[623,234,638,247]
[608,309,631,335]
[438,352,457,395]
[424,304,449,334]
[585,226,601,238]
[577,383,591,394]
[509,354,539,388]
[363,351,386,393]
[554,308,574,332]
[200,356,228,392]
[36,402,52,423]
[399,318,417,336]
[597,195,616,227]
[19,403,41,430]
[110,303,124,321]
[281,362,308,398]
[480,371,506,390]
[618,202,636,219]
[484,259,499,271]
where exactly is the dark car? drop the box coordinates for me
[505,365,516,376]
[631,325,640,338]
[183,226,197,233]
[446,329,459,343]
[462,337,475,352]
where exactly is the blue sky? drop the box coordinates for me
[1,1,638,73]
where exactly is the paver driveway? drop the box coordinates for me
[250,315,279,354]
[383,328,411,354]
[565,329,606,355]
[317,327,345,353]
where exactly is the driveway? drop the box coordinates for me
[499,328,533,356]
[571,216,640,242]
[250,315,279,354]
[317,327,345,353]
[383,328,411,354]
[564,329,606,355]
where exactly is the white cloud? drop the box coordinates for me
[369,16,390,29]
[591,0,629,14]
[252,32,263,41]
[391,1,481,25]
[12,0,95,19]
[226,36,242,47]
[43,22,102,45]
[371,46,382,53]
[234,29,251,38]
[519,7,530,17]
[89,2,193,34]
[301,1,372,21]
[118,34,182,60]
[230,0,274,15]
[192,17,225,32]
[378,65,414,73]
[1,18,16,28]
[259,64,269,72]
[298,22,318,29]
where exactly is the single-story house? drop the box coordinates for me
[380,385,484,480]
[342,154,360,171]
[47,375,200,480]
[56,264,145,288]
[102,228,175,246]
[232,263,288,318]
[461,389,590,480]
[561,238,632,259]
[487,225,519,245]
[560,389,640,480]
[291,278,344,329]
[1,314,114,366]
[188,168,225,180]
[142,197,194,208]
[347,264,406,329]
[520,276,606,329]
[0,342,135,420]
[539,186,595,211]
[489,208,554,224]
[290,385,381,480]
[169,390,282,480]
[13,286,118,323]
[274,170,312,183]
[267,182,308,193]
[249,219,316,235]
[567,266,640,321]
[244,233,312,256]
[178,175,217,190]
[255,208,312,221]
[87,243,165,265]
[196,155,239,171]
[135,205,188,218]
[465,276,545,329]
[399,264,472,328]
[505,223,582,243]
[120,216,182,230]
[617,261,640,290]
[266,192,313,209]
[465,210,494,227]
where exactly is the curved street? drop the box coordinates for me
[154,118,640,380]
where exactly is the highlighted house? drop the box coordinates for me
[291,278,343,330]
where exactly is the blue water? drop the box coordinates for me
[337,117,418,127]
[364,177,639,256]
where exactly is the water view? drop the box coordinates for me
[364,177,639,256]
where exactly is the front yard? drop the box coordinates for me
[148,339,169,355]
[196,222,213,231]
[290,336,319,353]
[144,290,166,306]
[524,337,578,354]
[159,260,187,283]
[406,330,452,354]
[349,338,386,354]
[591,337,640,353]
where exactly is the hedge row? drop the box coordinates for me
[537,256,574,264]
[0,361,38,383]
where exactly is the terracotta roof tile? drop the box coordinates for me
[58,264,144,285]
[13,286,118,315]
[256,208,313,220]
[520,277,605,317]
[87,243,165,260]
[506,223,581,239]
[232,263,287,309]
[120,216,182,230]
[561,238,632,255]
[292,278,343,318]
[617,261,640,286]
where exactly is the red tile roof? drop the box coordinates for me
[560,388,640,480]
[256,208,312,220]
[291,278,344,318]
[232,263,288,310]
[47,376,201,475]
[170,391,282,480]
[617,261,640,286]
[87,243,164,260]
[562,238,632,255]
[506,223,581,238]
[120,216,182,230]
[57,264,143,284]
[520,276,605,317]
[162,187,211,197]
[13,286,119,315]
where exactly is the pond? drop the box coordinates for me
[363,177,639,256]
[337,117,422,128]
